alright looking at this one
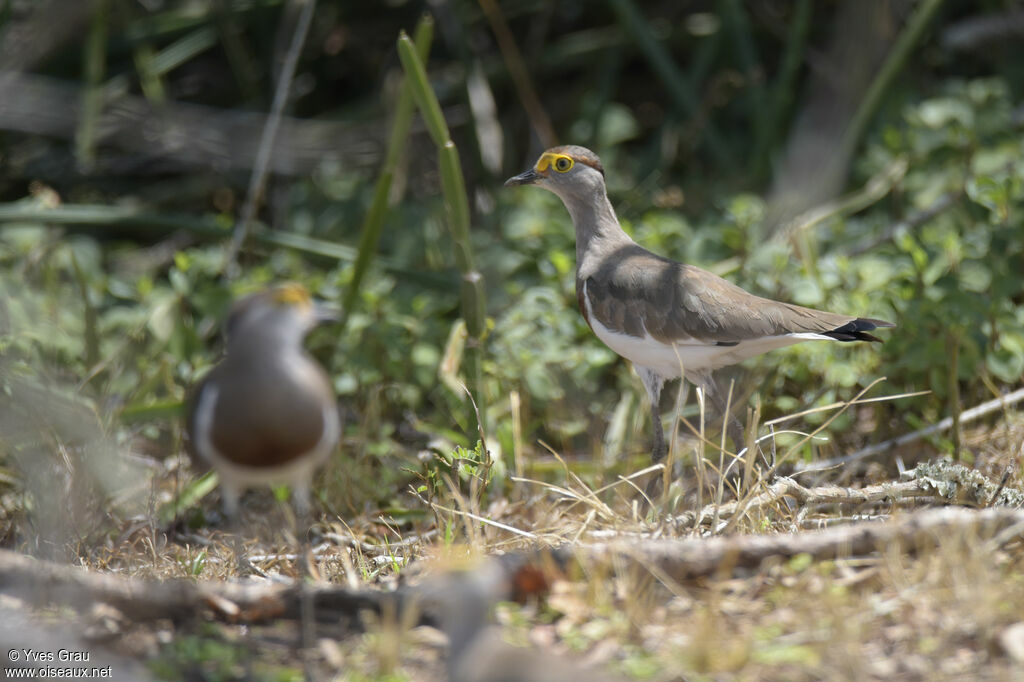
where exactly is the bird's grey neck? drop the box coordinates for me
[559,187,633,269]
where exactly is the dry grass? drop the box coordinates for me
[2,403,1024,681]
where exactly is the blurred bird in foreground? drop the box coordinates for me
[186,283,339,518]
[413,554,626,682]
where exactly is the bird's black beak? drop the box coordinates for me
[313,301,340,323]
[504,168,541,187]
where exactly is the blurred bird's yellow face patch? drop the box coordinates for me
[535,152,574,174]
[272,283,313,310]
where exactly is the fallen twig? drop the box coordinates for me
[670,476,936,528]
[0,548,386,626]
[675,461,1024,529]
[3,504,1023,662]
[321,529,439,556]
[582,506,1024,580]
[798,513,892,529]
[0,550,545,631]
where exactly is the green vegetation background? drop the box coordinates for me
[0,0,1021,530]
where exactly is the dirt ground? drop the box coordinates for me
[2,414,1024,682]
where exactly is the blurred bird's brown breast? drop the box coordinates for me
[201,358,332,468]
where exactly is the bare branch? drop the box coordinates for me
[583,507,1024,580]
[670,476,936,529]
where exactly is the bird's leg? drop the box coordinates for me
[635,366,667,464]
[291,482,323,580]
[221,480,242,520]
[287,487,319,667]
[218,482,255,575]
[635,366,667,503]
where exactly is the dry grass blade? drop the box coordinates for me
[427,500,538,540]
[797,385,1024,472]
[763,377,889,476]
[764,388,931,427]
[539,441,617,517]
[510,474,616,521]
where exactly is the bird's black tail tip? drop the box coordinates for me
[825,317,895,343]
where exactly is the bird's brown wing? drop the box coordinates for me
[580,243,893,344]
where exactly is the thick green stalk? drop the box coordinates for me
[150,27,219,75]
[439,143,485,341]
[397,32,450,147]
[132,43,166,102]
[751,0,811,184]
[397,30,488,423]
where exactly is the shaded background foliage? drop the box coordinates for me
[0,0,1021,539]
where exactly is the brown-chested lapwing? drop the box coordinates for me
[186,283,339,519]
[506,145,893,475]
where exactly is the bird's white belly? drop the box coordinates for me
[585,302,830,379]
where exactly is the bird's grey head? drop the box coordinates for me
[504,145,606,203]
[224,283,333,352]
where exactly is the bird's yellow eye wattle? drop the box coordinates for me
[271,282,313,310]
[536,152,575,174]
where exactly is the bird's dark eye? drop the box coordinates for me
[554,156,573,172]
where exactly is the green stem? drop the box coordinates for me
[606,0,731,168]
[0,203,454,289]
[397,31,451,147]
[76,0,110,170]
[840,0,944,162]
[947,332,961,460]
[341,16,434,329]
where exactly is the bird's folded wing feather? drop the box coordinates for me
[582,245,878,345]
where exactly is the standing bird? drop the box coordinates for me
[505,145,893,467]
[186,283,339,517]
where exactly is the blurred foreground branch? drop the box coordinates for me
[0,550,618,680]
[3,505,1022,677]
[5,507,1023,624]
